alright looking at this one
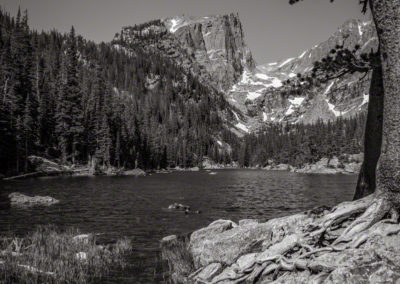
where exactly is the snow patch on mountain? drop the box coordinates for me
[358,22,363,36]
[169,18,183,33]
[361,94,369,106]
[278,57,295,68]
[289,97,305,106]
[285,105,295,116]
[263,112,268,122]
[326,99,342,117]
[232,111,240,121]
[236,122,249,133]
[247,92,262,100]
[324,81,335,95]
[255,73,270,80]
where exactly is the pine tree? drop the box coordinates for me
[64,26,83,165]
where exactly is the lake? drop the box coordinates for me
[0,169,357,282]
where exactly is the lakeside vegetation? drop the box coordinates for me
[0,225,132,283]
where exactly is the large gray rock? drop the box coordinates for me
[273,164,290,171]
[189,262,223,282]
[327,157,340,168]
[123,168,146,176]
[269,271,312,284]
[8,192,59,207]
[344,162,361,174]
[346,153,364,163]
[363,234,400,265]
[190,220,269,268]
[189,213,312,268]
[325,261,400,284]
[238,219,259,226]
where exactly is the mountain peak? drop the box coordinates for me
[115,12,255,92]
[163,13,242,34]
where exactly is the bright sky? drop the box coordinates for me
[0,0,368,64]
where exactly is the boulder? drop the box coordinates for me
[8,192,59,207]
[363,234,400,265]
[168,203,191,211]
[123,168,146,176]
[325,261,400,284]
[269,271,312,284]
[328,156,340,168]
[238,219,259,226]
[27,155,67,174]
[189,213,312,268]
[313,248,377,268]
[274,164,290,171]
[189,263,223,282]
[344,162,361,174]
[315,157,329,167]
[347,153,364,163]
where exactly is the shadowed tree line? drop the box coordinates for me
[238,114,366,168]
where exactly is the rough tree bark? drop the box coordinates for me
[371,0,400,210]
[353,58,384,200]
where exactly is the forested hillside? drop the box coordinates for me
[0,8,368,176]
[0,9,237,176]
[238,113,366,167]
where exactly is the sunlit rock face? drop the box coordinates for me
[114,13,255,93]
[164,13,256,91]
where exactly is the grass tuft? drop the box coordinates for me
[0,225,132,283]
[160,233,194,283]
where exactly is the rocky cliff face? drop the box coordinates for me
[165,14,256,91]
[228,19,378,131]
[113,16,378,135]
[114,13,255,92]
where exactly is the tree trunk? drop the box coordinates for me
[353,61,384,200]
[72,138,76,165]
[24,137,28,173]
[370,0,400,207]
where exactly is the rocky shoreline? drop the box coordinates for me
[161,202,400,283]
[1,154,363,181]
[263,153,363,175]
[1,156,148,180]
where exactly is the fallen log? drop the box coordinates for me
[2,172,42,181]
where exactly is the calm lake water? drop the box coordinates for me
[0,169,357,283]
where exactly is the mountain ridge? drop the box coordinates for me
[113,14,376,135]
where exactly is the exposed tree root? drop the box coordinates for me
[332,197,392,245]
[308,194,374,238]
[217,195,400,283]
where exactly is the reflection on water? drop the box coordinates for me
[0,170,356,282]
